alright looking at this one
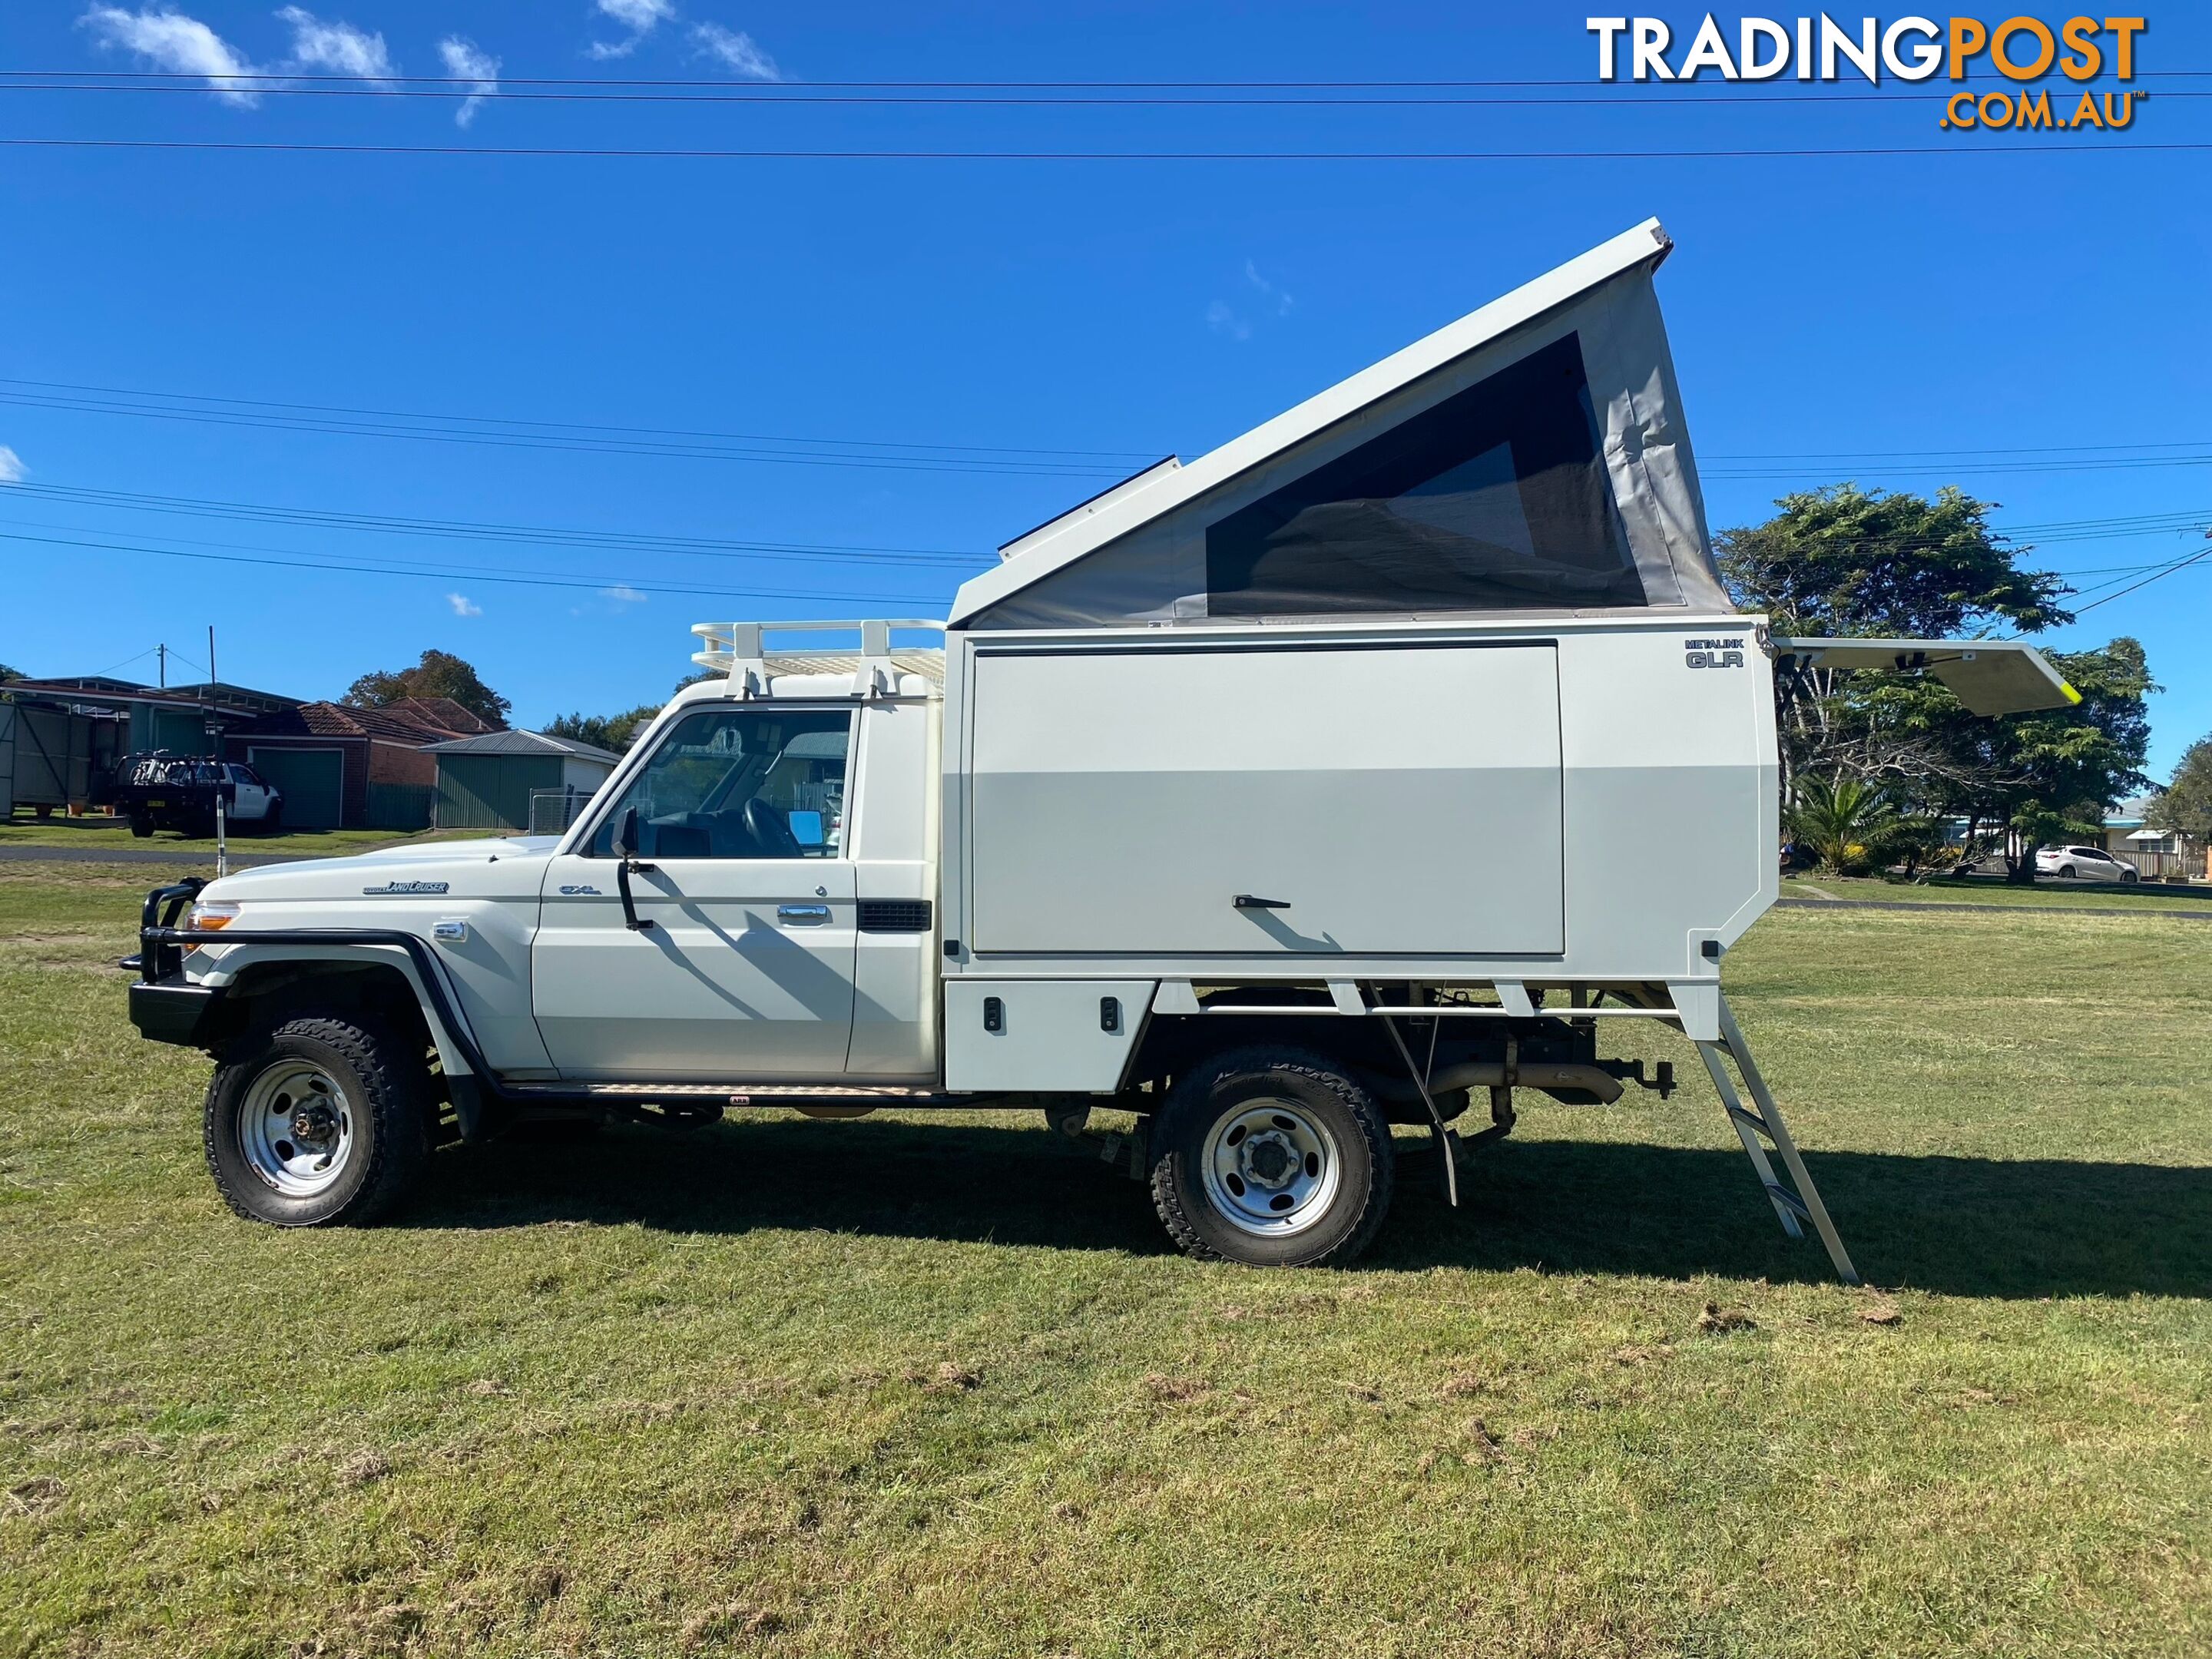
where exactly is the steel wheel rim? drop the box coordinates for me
[238,1060,356,1197]
[1200,1098,1343,1238]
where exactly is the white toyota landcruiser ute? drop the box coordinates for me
[127,224,2077,1273]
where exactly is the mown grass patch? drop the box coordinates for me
[2,869,2207,1656]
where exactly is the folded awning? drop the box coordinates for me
[1770,637,2080,717]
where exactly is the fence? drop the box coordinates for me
[365,782,435,832]
[528,786,597,837]
[2124,846,2205,882]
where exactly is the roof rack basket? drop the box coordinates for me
[690,618,947,700]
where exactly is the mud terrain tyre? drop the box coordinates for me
[204,1016,432,1227]
[1148,1047,1393,1267]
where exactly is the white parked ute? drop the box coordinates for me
[128,223,2077,1272]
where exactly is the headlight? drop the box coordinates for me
[187,900,241,932]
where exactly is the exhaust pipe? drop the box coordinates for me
[1371,1061,1624,1105]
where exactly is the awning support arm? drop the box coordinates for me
[1376,998,1459,1209]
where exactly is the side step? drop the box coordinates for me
[503,1081,969,1108]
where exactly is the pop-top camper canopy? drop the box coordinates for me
[952,219,1733,631]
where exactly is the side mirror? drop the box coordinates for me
[613,805,641,861]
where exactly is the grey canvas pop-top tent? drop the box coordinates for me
[952,220,1733,631]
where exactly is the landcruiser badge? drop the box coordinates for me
[362,880,450,895]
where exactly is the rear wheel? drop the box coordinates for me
[128,814,154,839]
[204,1016,432,1227]
[1148,1048,1392,1267]
[2060,864,2078,879]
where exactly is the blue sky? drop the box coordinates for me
[2,4,2207,774]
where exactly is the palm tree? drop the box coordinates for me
[1785,774,1902,876]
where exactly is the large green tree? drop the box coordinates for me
[1722,485,2152,882]
[2147,736,2212,843]
[1717,482,2071,638]
[543,672,713,753]
[345,650,511,729]
[545,705,658,754]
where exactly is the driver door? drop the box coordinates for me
[225,765,273,822]
[531,704,860,1081]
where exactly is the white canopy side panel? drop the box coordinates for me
[957,223,1732,631]
[965,639,1566,956]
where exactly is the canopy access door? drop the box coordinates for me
[965,637,1565,958]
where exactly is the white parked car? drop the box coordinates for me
[2036,845,2139,882]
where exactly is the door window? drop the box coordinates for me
[586,707,850,859]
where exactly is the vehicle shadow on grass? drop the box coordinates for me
[407,1118,2212,1300]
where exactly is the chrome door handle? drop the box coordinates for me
[777,903,831,922]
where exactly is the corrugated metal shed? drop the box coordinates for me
[427,729,618,831]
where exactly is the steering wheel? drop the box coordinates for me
[743,796,805,859]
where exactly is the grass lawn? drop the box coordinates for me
[0,814,498,858]
[2,860,2207,1657]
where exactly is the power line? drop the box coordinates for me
[1707,455,2212,479]
[0,79,2192,106]
[4,480,2200,584]
[0,510,959,591]
[0,388,1137,477]
[0,377,1149,464]
[1,480,988,567]
[10,69,2210,86]
[0,528,955,607]
[2065,543,2212,615]
[8,137,2206,161]
[1710,439,2212,461]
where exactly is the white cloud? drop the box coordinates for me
[1245,260,1293,316]
[276,7,392,81]
[588,0,674,58]
[601,584,647,606]
[447,592,482,617]
[79,6,263,107]
[0,447,25,485]
[1207,263,1293,343]
[598,0,674,28]
[690,22,780,80]
[437,36,498,127]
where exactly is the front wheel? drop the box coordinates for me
[1148,1048,1393,1267]
[257,802,283,834]
[2122,869,2139,883]
[204,1016,432,1226]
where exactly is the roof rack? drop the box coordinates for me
[690,618,946,700]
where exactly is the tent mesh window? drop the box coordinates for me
[1204,333,1643,616]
